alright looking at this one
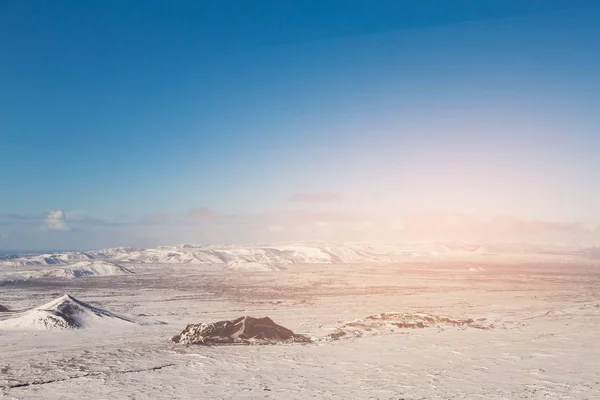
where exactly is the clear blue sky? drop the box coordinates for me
[1,1,599,250]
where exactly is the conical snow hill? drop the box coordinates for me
[0,294,157,330]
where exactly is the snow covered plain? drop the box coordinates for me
[1,243,600,399]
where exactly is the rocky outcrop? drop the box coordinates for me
[172,316,309,345]
[325,312,494,341]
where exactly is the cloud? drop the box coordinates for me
[403,213,588,234]
[138,208,222,226]
[398,212,594,242]
[266,210,361,226]
[2,205,598,250]
[140,212,170,225]
[6,214,40,221]
[0,213,42,227]
[403,212,478,232]
[187,207,218,221]
[490,215,584,233]
[287,192,343,203]
[254,210,380,241]
[41,210,70,231]
[267,224,285,232]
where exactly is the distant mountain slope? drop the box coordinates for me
[86,243,427,265]
[0,260,133,282]
[0,251,97,266]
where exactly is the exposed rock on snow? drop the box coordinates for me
[326,312,494,340]
[0,294,157,330]
[172,316,310,345]
[0,304,9,312]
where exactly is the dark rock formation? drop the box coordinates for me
[172,316,310,345]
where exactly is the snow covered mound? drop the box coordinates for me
[326,312,494,340]
[172,316,310,345]
[224,261,282,272]
[0,295,155,330]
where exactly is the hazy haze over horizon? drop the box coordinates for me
[2,1,600,250]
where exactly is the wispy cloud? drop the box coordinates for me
[490,215,585,233]
[0,213,42,226]
[187,207,218,221]
[137,208,223,226]
[140,212,170,225]
[1,206,598,250]
[399,212,594,242]
[287,192,343,203]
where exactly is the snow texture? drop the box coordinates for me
[1,242,599,399]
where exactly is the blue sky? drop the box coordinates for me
[1,1,600,250]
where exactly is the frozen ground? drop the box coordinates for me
[1,244,600,399]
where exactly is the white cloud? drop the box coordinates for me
[287,192,343,203]
[42,210,70,231]
[267,224,285,232]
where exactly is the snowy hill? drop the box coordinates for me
[0,260,133,283]
[0,251,97,266]
[224,261,283,272]
[0,294,155,330]
[29,260,132,279]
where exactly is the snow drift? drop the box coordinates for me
[0,294,157,330]
[224,261,282,272]
[172,316,309,345]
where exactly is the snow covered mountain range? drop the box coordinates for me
[0,242,596,278]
